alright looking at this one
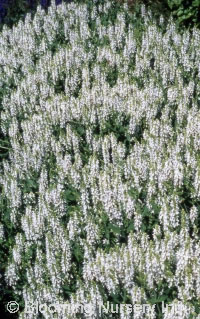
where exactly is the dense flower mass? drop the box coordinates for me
[0,0,200,318]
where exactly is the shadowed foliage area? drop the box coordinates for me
[0,0,200,30]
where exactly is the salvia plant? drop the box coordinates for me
[0,0,200,318]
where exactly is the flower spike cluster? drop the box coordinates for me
[0,0,199,318]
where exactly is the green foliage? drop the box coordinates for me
[167,0,200,27]
[98,282,132,318]
[0,0,199,34]
[20,176,39,194]
[54,77,66,94]
[128,187,162,239]
[62,185,80,206]
[60,181,81,229]
[99,0,122,27]
[106,64,118,88]
[52,125,66,141]
[189,299,200,318]
[118,0,200,29]
[144,280,178,319]
[96,208,135,253]
[0,138,11,159]
[0,192,20,318]
[92,112,135,159]
[97,211,119,251]
[69,121,93,165]
[0,0,40,31]
[62,241,84,300]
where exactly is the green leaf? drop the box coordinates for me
[192,0,200,7]
[177,9,184,16]
[76,125,85,136]
[105,228,110,240]
[64,189,79,202]
[127,222,134,232]
[109,223,121,234]
[142,206,150,216]
[73,245,83,262]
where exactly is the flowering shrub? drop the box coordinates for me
[0,0,200,318]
